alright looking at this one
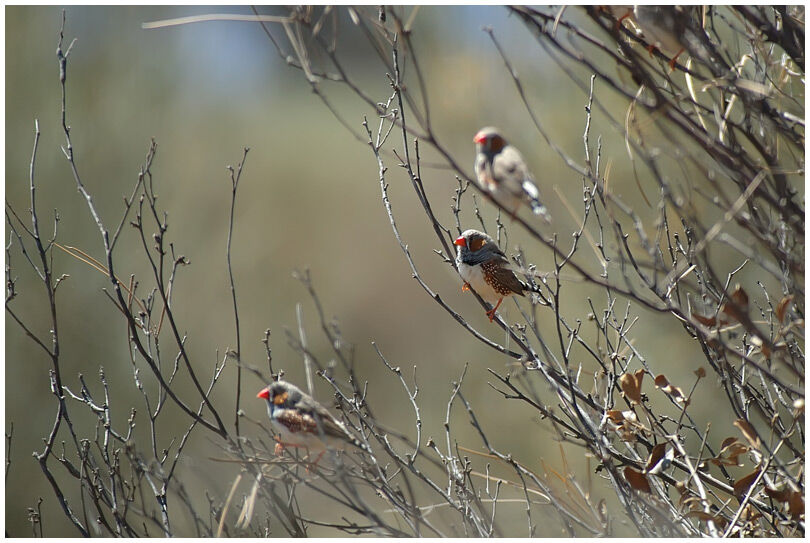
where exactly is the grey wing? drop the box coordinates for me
[306,401,364,448]
[492,147,532,194]
[493,258,527,296]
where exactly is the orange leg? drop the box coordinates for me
[273,437,306,456]
[668,48,685,72]
[647,44,657,57]
[306,450,326,473]
[485,298,504,322]
[615,12,630,30]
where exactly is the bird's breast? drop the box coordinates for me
[457,260,502,304]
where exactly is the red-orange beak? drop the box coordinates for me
[257,387,270,400]
[473,132,487,144]
[454,236,467,247]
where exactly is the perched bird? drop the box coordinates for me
[454,229,534,322]
[257,381,368,458]
[473,127,551,222]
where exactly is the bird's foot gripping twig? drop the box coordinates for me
[305,450,326,474]
[486,298,504,322]
[273,439,325,473]
[273,437,307,457]
[668,48,684,72]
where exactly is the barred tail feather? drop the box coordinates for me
[522,180,551,222]
[529,199,551,223]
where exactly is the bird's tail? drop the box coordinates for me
[353,437,371,453]
[521,280,544,294]
[529,199,551,223]
[522,180,551,222]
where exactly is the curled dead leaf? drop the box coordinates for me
[606,409,635,423]
[765,487,805,520]
[733,419,761,450]
[720,284,750,323]
[645,443,674,475]
[775,294,794,323]
[730,284,749,307]
[764,486,791,502]
[624,466,651,493]
[680,494,702,508]
[709,438,748,466]
[720,437,738,449]
[645,443,667,472]
[692,312,717,327]
[733,469,761,498]
[654,374,686,403]
[788,491,804,520]
[619,369,645,405]
[605,409,646,441]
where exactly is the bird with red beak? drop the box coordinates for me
[473,127,551,222]
[454,229,532,322]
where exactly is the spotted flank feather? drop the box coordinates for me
[482,260,525,297]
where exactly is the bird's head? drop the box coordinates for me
[473,127,507,154]
[257,381,301,413]
[454,229,498,261]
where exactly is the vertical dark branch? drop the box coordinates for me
[226,148,249,435]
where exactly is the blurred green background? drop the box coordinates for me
[6,6,775,536]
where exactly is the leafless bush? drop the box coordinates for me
[6,6,804,537]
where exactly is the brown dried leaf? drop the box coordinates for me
[616,424,639,443]
[776,295,794,323]
[721,284,750,323]
[619,370,645,405]
[730,284,749,307]
[760,341,771,358]
[605,410,645,441]
[680,495,702,508]
[764,486,791,503]
[646,444,674,475]
[679,491,700,507]
[606,409,638,423]
[739,503,762,523]
[788,491,804,520]
[734,419,761,450]
[733,469,760,498]
[694,367,706,378]
[624,466,651,493]
[634,368,644,387]
[767,485,806,519]
[645,443,667,472]
[654,374,686,402]
[710,439,748,466]
[720,437,739,449]
[692,312,717,326]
